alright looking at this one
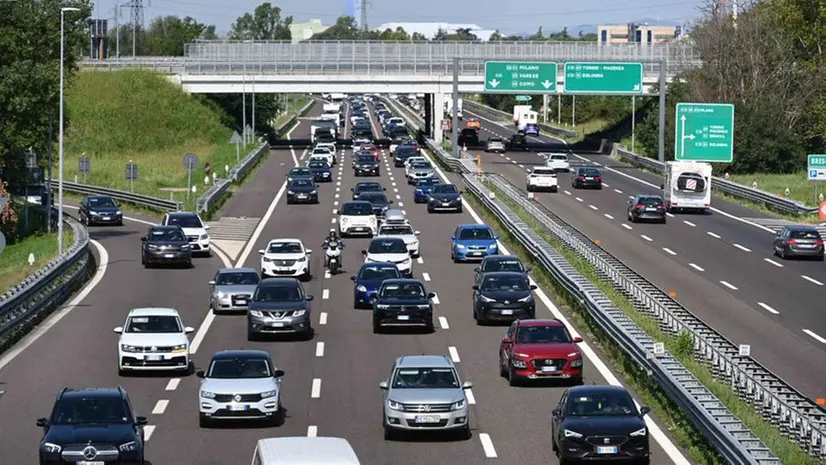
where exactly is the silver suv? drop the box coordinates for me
[379,355,472,440]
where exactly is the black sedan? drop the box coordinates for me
[286,178,319,204]
[426,183,463,213]
[141,225,192,268]
[287,167,313,182]
[627,195,666,224]
[552,385,651,463]
[354,154,380,176]
[351,181,385,200]
[356,192,393,217]
[394,145,417,167]
[308,160,333,182]
[352,123,373,138]
[79,195,123,226]
[372,278,436,333]
[472,271,536,324]
[572,167,603,189]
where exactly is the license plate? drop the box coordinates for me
[596,446,617,454]
[164,254,174,258]
[468,252,482,256]
[229,404,249,411]
[145,355,162,361]
[585,177,593,180]
[77,462,105,465]
[235,300,247,305]
[541,366,557,372]
[501,309,514,315]
[414,415,440,423]
[646,208,657,211]
[397,315,410,321]
[298,195,307,199]
[101,217,110,221]
[442,203,451,206]
[270,322,285,327]
[275,267,291,271]
[798,244,814,248]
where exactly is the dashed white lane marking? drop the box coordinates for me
[719,280,739,290]
[621,223,633,230]
[319,312,328,325]
[152,400,169,415]
[640,234,653,242]
[689,263,705,272]
[448,346,461,363]
[332,209,337,214]
[732,243,751,252]
[165,379,180,391]
[334,200,339,206]
[763,258,783,268]
[518,164,525,168]
[307,425,318,437]
[311,378,322,398]
[334,193,340,199]
[422,272,431,281]
[757,302,779,315]
[431,293,440,304]
[391,181,397,186]
[417,256,424,264]
[683,220,696,227]
[395,194,401,199]
[604,213,614,220]
[324,270,331,279]
[331,218,336,224]
[802,275,824,286]
[315,342,325,357]
[322,289,330,299]
[575,197,583,202]
[479,433,497,458]
[465,388,476,405]
[662,247,677,256]
[144,425,156,442]
[564,190,571,195]
[666,212,675,218]
[613,188,623,194]
[393,188,399,192]
[803,329,826,344]
[399,202,404,207]
[602,182,609,187]
[588,205,598,211]
[707,231,721,239]
[336,181,341,186]
[439,316,450,329]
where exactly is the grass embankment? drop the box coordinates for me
[273,95,310,127]
[0,229,73,295]
[65,70,244,211]
[469,182,820,465]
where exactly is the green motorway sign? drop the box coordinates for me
[484,61,558,93]
[515,95,531,102]
[808,154,826,168]
[674,103,735,162]
[563,62,643,94]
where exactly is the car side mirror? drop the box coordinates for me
[775,231,781,237]
[573,336,583,343]
[494,236,500,241]
[474,267,481,273]
[258,249,265,254]
[427,292,436,299]
[350,275,357,281]
[640,406,651,416]
[361,250,367,255]
[306,249,312,254]
[274,369,285,378]
[552,407,560,417]
[415,231,420,235]
[525,268,531,273]
[462,381,473,389]
[350,187,354,191]
[530,285,538,290]
[204,225,210,230]
[208,280,215,286]
[136,416,149,426]
[36,418,49,428]
[501,337,512,344]
[196,370,205,378]
[388,200,394,204]
[113,327,123,334]
[184,326,195,334]
[306,295,314,301]
[379,381,389,390]
[383,187,387,191]
[450,235,456,240]
[472,285,479,290]
[140,236,146,242]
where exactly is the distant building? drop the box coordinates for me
[597,23,681,44]
[374,22,496,41]
[290,19,331,43]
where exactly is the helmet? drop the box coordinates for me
[328,230,338,240]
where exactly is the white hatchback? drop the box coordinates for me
[114,307,194,375]
[259,238,312,280]
[339,201,378,237]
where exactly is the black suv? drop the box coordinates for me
[372,278,436,333]
[354,154,380,176]
[458,128,479,147]
[140,225,192,268]
[509,133,527,150]
[474,255,529,285]
[247,278,314,340]
[79,195,123,226]
[37,387,148,465]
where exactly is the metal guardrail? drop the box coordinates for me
[0,212,92,343]
[49,180,180,211]
[463,100,579,138]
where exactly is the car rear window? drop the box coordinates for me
[790,230,821,239]
[533,168,556,176]
[551,155,568,160]
[639,197,664,206]
[580,168,600,176]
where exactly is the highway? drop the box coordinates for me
[0,101,690,464]
[463,106,826,399]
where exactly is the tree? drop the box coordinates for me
[230,2,292,40]
[146,16,208,56]
[310,16,361,40]
[489,30,503,41]
[0,0,92,186]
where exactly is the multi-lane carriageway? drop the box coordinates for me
[0,102,693,465]
[457,106,826,400]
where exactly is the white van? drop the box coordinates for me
[252,436,360,465]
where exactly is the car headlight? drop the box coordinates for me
[287,190,295,195]
[410,241,419,247]
[250,310,264,317]
[369,217,377,224]
[451,400,466,410]
[200,234,209,240]
[517,295,533,303]
[147,244,159,250]
[630,427,647,437]
[121,344,137,352]
[455,243,466,249]
[262,257,274,263]
[488,243,497,249]
[480,295,496,303]
[564,429,583,438]
[216,291,226,299]
[171,344,187,353]
[260,389,278,399]
[200,390,216,399]
[356,285,368,292]
[181,244,190,250]
[297,256,306,262]
[41,442,62,453]
[310,190,317,195]
[387,400,403,410]
[570,358,583,368]
[292,310,306,317]
[119,441,137,452]
[341,217,349,224]
[376,304,390,309]
[116,210,122,215]
[91,211,100,216]
[511,359,527,368]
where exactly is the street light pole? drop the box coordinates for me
[59,7,80,255]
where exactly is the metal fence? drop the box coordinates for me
[387,95,826,462]
[0,212,91,345]
[49,180,180,211]
[463,100,579,138]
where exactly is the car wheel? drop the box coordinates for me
[426,318,435,333]
[117,219,123,226]
[460,423,472,440]
[499,357,507,378]
[118,366,128,377]
[508,366,519,386]
[457,207,463,213]
[383,425,397,441]
[247,328,258,341]
[427,206,433,213]
[199,414,211,428]
[286,198,293,205]
[551,187,558,193]
[628,212,636,223]
[372,321,382,334]
[526,185,532,192]
[779,247,787,259]
[661,218,667,224]
[271,403,285,427]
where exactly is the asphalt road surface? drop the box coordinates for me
[464,107,826,399]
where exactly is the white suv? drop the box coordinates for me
[310,148,335,166]
[114,307,194,375]
[338,201,378,237]
[259,238,312,280]
[363,237,413,276]
[162,211,210,256]
[526,167,559,192]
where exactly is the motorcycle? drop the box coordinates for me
[325,242,342,274]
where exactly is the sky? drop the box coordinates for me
[90,0,705,35]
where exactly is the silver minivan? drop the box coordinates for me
[252,437,360,465]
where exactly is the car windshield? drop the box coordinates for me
[360,193,387,204]
[267,242,303,254]
[391,367,459,389]
[52,397,132,425]
[88,197,116,208]
[216,272,260,286]
[369,239,407,254]
[411,162,431,169]
[567,391,638,416]
[309,162,328,169]
[341,203,373,215]
[290,168,310,176]
[125,315,182,333]
[357,156,375,163]
[380,282,425,299]
[253,285,303,302]
[483,259,524,273]
[458,227,493,240]
[358,265,401,280]
[167,215,202,228]
[381,225,414,235]
[482,275,529,291]
[432,184,458,194]
[149,228,185,242]
[207,358,272,379]
[517,325,571,343]
[313,148,331,154]
[290,179,314,188]
[638,197,664,206]
[355,183,381,193]
[790,230,820,239]
[396,147,415,155]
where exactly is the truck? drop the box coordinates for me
[513,105,539,135]
[321,103,342,127]
[662,161,712,213]
[444,96,463,119]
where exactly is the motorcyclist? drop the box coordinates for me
[322,230,344,267]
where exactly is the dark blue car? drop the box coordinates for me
[308,160,332,182]
[413,178,440,203]
[350,262,401,308]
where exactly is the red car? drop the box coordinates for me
[499,319,584,386]
[362,144,379,159]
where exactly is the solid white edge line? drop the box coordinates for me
[307,425,318,437]
[311,378,322,398]
[439,316,450,329]
[0,239,109,372]
[421,142,690,465]
[478,433,498,458]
